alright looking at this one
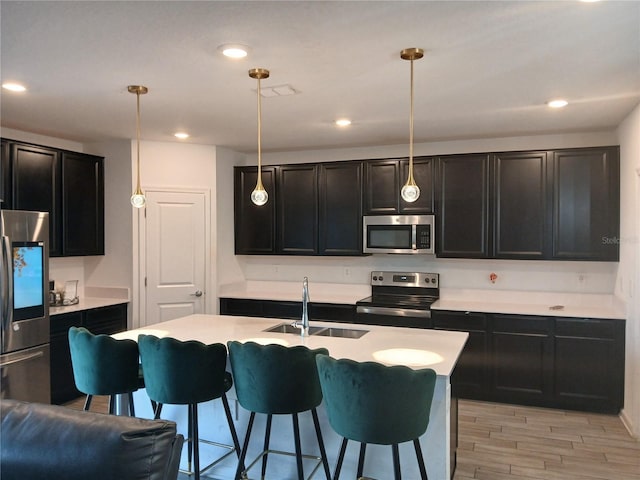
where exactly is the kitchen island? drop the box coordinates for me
[114,314,468,479]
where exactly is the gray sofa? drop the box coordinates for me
[0,399,184,480]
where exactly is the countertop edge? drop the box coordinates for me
[50,297,129,316]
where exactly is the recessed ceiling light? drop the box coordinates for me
[174,132,189,139]
[547,99,568,108]
[335,119,352,127]
[2,82,27,92]
[218,44,250,59]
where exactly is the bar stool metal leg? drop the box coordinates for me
[292,413,304,480]
[414,439,428,480]
[235,411,255,480]
[392,444,401,480]
[357,443,367,478]
[334,438,349,480]
[311,408,332,479]
[261,414,273,478]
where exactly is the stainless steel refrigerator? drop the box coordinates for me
[1,209,50,403]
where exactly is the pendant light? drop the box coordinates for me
[128,85,148,208]
[400,48,424,203]
[249,68,270,206]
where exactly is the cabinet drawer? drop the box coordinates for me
[84,304,127,334]
[432,311,486,331]
[491,314,552,334]
[555,318,619,339]
[310,304,355,323]
[262,301,301,319]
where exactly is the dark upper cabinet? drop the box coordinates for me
[1,139,9,205]
[364,157,434,215]
[277,164,318,254]
[10,142,62,256]
[3,139,104,257]
[551,147,620,261]
[319,162,362,255]
[436,154,491,258]
[399,157,435,214]
[234,166,276,254]
[62,152,104,256]
[493,151,550,259]
[364,159,399,214]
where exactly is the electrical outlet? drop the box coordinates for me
[578,274,587,286]
[344,267,351,278]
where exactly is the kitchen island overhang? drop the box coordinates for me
[114,314,468,479]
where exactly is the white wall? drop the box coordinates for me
[617,101,640,437]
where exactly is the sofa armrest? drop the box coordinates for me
[1,400,184,480]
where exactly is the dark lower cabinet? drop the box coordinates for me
[0,139,8,205]
[433,310,488,399]
[50,304,127,404]
[554,317,625,413]
[490,314,554,405]
[219,298,355,324]
[433,310,625,413]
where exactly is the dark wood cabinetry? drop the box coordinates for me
[432,310,488,399]
[2,139,105,257]
[62,152,105,256]
[234,167,277,254]
[220,297,356,324]
[0,139,8,204]
[235,162,362,256]
[50,304,128,404]
[490,314,554,405]
[433,309,624,413]
[493,151,550,259]
[551,147,619,261]
[364,157,434,215]
[277,164,318,254]
[436,154,491,258]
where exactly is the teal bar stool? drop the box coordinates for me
[315,355,437,480]
[138,334,241,480]
[227,341,332,480]
[68,326,144,416]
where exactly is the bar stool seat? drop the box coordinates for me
[138,334,242,480]
[316,355,437,480]
[227,341,331,480]
[68,326,143,416]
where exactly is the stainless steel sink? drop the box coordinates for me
[313,327,369,339]
[263,323,325,335]
[263,323,369,339]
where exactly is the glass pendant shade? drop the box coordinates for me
[128,85,148,209]
[249,68,270,206]
[400,48,424,203]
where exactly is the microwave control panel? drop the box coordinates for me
[415,224,431,249]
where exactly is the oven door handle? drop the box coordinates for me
[356,305,431,318]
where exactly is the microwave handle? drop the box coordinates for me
[411,225,417,251]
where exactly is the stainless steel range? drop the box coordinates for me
[355,271,439,328]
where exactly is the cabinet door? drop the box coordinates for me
[364,159,400,214]
[554,318,624,413]
[493,151,549,259]
[0,139,9,206]
[552,147,619,260]
[62,152,105,256]
[436,154,490,258]
[83,304,127,335]
[234,167,276,254]
[277,164,318,254]
[432,310,488,399]
[490,314,553,404]
[319,162,363,255]
[399,157,435,213]
[50,312,83,404]
[10,143,62,256]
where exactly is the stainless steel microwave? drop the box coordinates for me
[363,215,435,254]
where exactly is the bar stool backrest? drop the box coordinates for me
[316,355,437,445]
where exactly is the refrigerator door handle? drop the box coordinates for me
[0,349,44,367]
[1,234,12,336]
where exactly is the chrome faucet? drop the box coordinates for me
[292,277,310,337]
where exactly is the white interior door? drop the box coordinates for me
[144,190,207,326]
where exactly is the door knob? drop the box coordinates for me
[191,290,203,297]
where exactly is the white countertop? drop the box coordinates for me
[219,281,626,320]
[113,314,468,377]
[50,297,128,316]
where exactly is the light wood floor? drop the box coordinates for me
[64,396,639,479]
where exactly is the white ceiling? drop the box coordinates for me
[1,1,639,154]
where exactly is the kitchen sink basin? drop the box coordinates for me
[263,323,325,335]
[263,323,369,339]
[313,327,369,339]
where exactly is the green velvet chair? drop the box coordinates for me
[138,335,242,480]
[227,341,332,480]
[315,355,437,480]
[68,326,143,416]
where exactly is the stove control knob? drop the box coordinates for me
[431,278,436,283]
[379,276,384,281]
[372,275,378,281]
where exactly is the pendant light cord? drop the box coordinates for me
[256,75,263,189]
[135,90,142,192]
[408,56,415,183]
